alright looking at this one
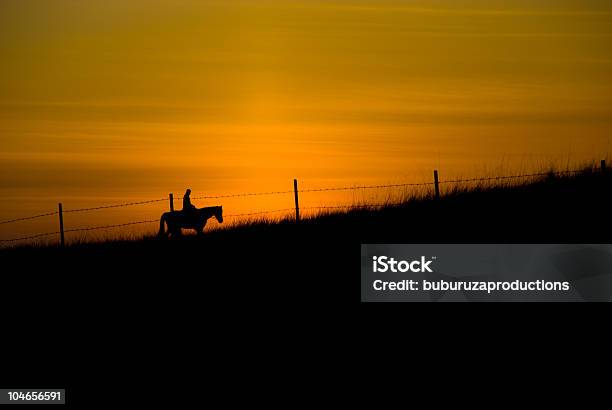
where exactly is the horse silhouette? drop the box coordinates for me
[158,206,223,237]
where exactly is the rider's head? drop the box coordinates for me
[185,189,191,196]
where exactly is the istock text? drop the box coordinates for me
[372,256,434,273]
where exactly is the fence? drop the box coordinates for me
[0,160,607,247]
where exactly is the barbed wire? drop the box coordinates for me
[224,208,294,218]
[303,204,399,211]
[0,231,60,243]
[191,190,293,200]
[63,198,166,213]
[0,211,59,225]
[438,169,584,184]
[299,182,433,193]
[440,172,549,184]
[0,221,162,245]
[64,219,159,233]
[0,209,294,243]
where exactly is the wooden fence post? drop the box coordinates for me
[293,179,300,224]
[601,159,607,174]
[433,170,440,200]
[169,193,174,212]
[58,203,65,248]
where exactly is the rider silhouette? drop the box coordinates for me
[183,189,196,215]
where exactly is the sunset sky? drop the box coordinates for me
[1,0,612,239]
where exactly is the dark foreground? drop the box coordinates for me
[2,167,611,404]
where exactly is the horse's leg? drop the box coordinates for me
[170,227,181,238]
[195,221,206,236]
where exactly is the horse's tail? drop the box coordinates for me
[159,213,167,236]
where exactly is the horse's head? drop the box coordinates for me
[214,206,223,223]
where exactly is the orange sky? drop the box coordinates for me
[1,0,612,241]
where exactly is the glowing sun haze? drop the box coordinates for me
[1,0,612,238]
